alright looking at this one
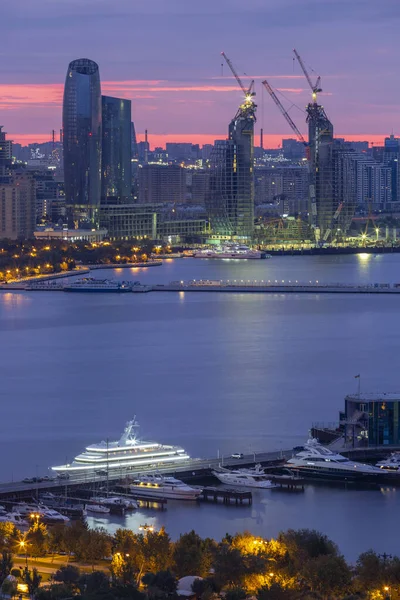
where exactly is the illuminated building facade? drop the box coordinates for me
[63,58,102,228]
[101,96,132,204]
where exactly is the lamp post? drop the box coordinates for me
[19,541,28,568]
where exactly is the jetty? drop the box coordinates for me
[152,280,400,294]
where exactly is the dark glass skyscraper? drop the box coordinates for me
[101,96,132,203]
[63,58,102,228]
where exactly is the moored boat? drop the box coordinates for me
[212,464,277,489]
[63,278,132,293]
[286,437,387,482]
[52,418,191,474]
[85,504,110,514]
[129,474,201,501]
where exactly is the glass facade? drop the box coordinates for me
[207,109,255,240]
[101,96,132,203]
[63,58,102,228]
[344,395,400,446]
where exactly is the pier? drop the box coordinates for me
[152,280,400,294]
[199,487,252,505]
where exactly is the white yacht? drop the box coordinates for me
[91,496,138,509]
[85,504,110,514]
[129,474,201,501]
[12,502,69,524]
[52,418,191,474]
[286,437,386,481]
[212,464,277,488]
[193,245,268,260]
[376,452,400,471]
[0,512,29,530]
[63,278,133,293]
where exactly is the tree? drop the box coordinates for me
[278,529,338,576]
[257,584,298,600]
[47,524,67,556]
[24,567,42,599]
[191,577,220,600]
[79,570,110,596]
[173,531,214,578]
[0,551,13,584]
[53,565,81,586]
[139,528,172,575]
[28,523,48,558]
[142,570,178,599]
[301,554,352,598]
[213,544,247,587]
[224,587,247,600]
[1,576,17,598]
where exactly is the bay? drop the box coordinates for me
[1,253,400,560]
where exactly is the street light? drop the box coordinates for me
[19,540,28,568]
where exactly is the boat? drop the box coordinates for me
[91,496,138,510]
[129,474,201,501]
[285,437,387,482]
[85,504,110,514]
[376,452,400,471]
[192,244,269,260]
[0,512,29,529]
[212,464,277,488]
[63,278,133,293]
[12,502,69,524]
[51,417,191,474]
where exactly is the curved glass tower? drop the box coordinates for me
[63,58,102,228]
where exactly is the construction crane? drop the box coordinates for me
[293,48,322,103]
[262,79,307,146]
[221,51,255,100]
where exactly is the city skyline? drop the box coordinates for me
[2,0,400,147]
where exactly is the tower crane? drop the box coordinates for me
[262,79,307,146]
[293,48,322,102]
[221,52,255,100]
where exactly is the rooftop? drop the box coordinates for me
[346,393,400,402]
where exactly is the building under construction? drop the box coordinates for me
[207,54,256,240]
[264,50,358,243]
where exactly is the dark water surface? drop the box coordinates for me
[2,254,400,559]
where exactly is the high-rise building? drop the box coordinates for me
[307,103,334,241]
[131,122,138,160]
[207,95,256,239]
[138,164,186,203]
[63,58,102,228]
[101,95,132,204]
[0,127,12,178]
[0,173,36,240]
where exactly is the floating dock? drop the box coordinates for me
[199,487,252,505]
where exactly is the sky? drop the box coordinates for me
[1,0,400,148]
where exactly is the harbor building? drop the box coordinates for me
[101,96,132,204]
[342,393,400,447]
[63,58,102,229]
